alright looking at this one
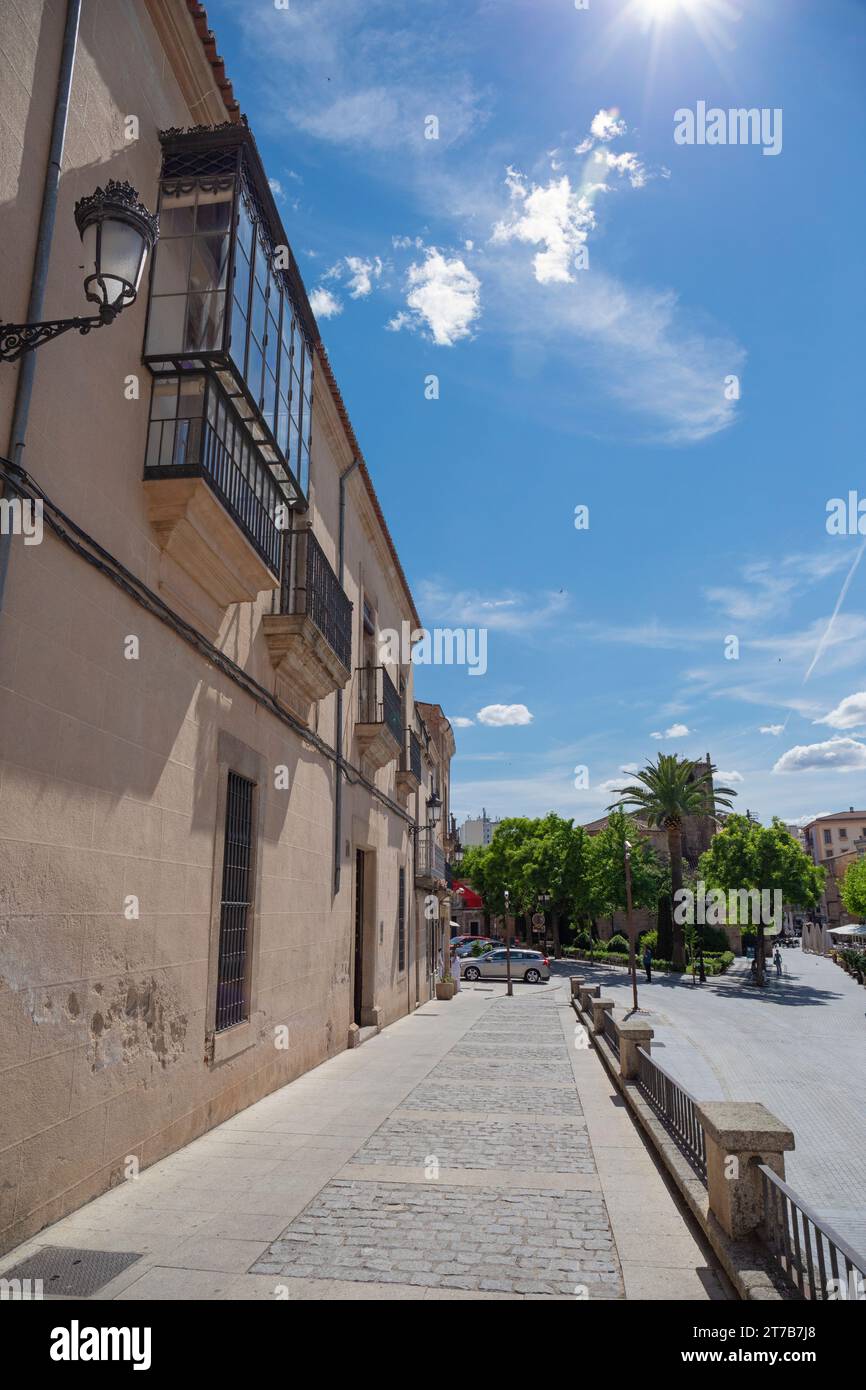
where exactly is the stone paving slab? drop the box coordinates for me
[251,1178,622,1297]
[396,1080,580,1114]
[347,1114,594,1171]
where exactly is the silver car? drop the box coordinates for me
[461,948,550,984]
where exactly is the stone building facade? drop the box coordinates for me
[0,0,450,1255]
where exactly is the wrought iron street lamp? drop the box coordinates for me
[503,889,513,997]
[426,791,442,826]
[0,181,158,363]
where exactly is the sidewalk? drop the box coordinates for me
[0,979,729,1300]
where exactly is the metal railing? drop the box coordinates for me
[759,1164,866,1301]
[602,1010,619,1056]
[636,1047,707,1181]
[280,528,352,669]
[357,665,402,745]
[144,382,283,575]
[417,830,446,883]
[401,729,422,782]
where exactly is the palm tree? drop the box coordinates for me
[608,755,737,967]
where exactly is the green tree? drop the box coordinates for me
[588,810,668,920]
[840,856,866,918]
[609,755,738,966]
[698,815,824,987]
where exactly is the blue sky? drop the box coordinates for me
[207,0,866,827]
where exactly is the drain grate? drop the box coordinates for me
[1,1246,143,1297]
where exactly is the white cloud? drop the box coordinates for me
[309,286,343,319]
[597,149,647,189]
[814,691,866,730]
[417,580,568,633]
[620,762,639,773]
[344,255,384,299]
[477,704,533,727]
[597,777,625,793]
[451,716,474,728]
[268,177,284,198]
[716,770,745,784]
[773,737,866,774]
[650,723,691,739]
[760,724,784,735]
[590,109,627,142]
[491,170,595,285]
[388,249,480,345]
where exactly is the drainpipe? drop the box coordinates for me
[333,456,360,894]
[0,0,82,613]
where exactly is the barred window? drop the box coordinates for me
[215,771,256,1032]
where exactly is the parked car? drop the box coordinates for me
[449,935,479,949]
[461,948,550,984]
[454,937,503,957]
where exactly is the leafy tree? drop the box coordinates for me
[698,815,824,986]
[588,810,668,922]
[840,856,866,918]
[609,755,738,966]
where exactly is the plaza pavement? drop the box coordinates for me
[0,977,728,1301]
[553,951,866,1260]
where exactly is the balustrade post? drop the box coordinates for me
[616,1019,654,1080]
[590,997,615,1034]
[695,1102,795,1240]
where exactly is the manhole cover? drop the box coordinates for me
[1,1246,143,1297]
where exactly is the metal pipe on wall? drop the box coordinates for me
[0,0,82,614]
[333,456,360,895]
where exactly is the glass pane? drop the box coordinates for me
[302,341,313,404]
[145,420,163,468]
[263,368,277,429]
[150,377,179,420]
[173,418,191,466]
[299,444,310,496]
[158,421,176,467]
[184,292,225,352]
[150,236,191,295]
[158,187,196,236]
[265,312,278,377]
[290,371,302,427]
[145,295,186,355]
[247,339,263,405]
[230,302,247,375]
[288,414,299,469]
[237,196,254,257]
[276,394,289,454]
[189,235,230,293]
[251,282,266,345]
[233,242,250,314]
[178,375,206,418]
[195,186,233,233]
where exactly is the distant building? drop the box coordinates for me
[802,810,866,928]
[461,808,501,848]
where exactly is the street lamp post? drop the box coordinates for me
[624,839,639,1013]
[503,889,513,997]
[0,181,158,363]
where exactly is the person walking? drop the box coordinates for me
[642,942,653,983]
[773,945,783,978]
[451,943,462,993]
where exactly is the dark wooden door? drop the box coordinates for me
[354,849,365,1025]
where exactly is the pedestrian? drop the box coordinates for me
[451,942,461,993]
[642,942,653,983]
[774,945,783,978]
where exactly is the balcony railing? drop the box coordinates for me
[280,528,352,670]
[357,665,402,745]
[144,376,283,575]
[402,730,422,782]
[417,831,446,884]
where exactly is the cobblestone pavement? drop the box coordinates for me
[251,987,623,1298]
[3,977,726,1299]
[554,951,866,1258]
